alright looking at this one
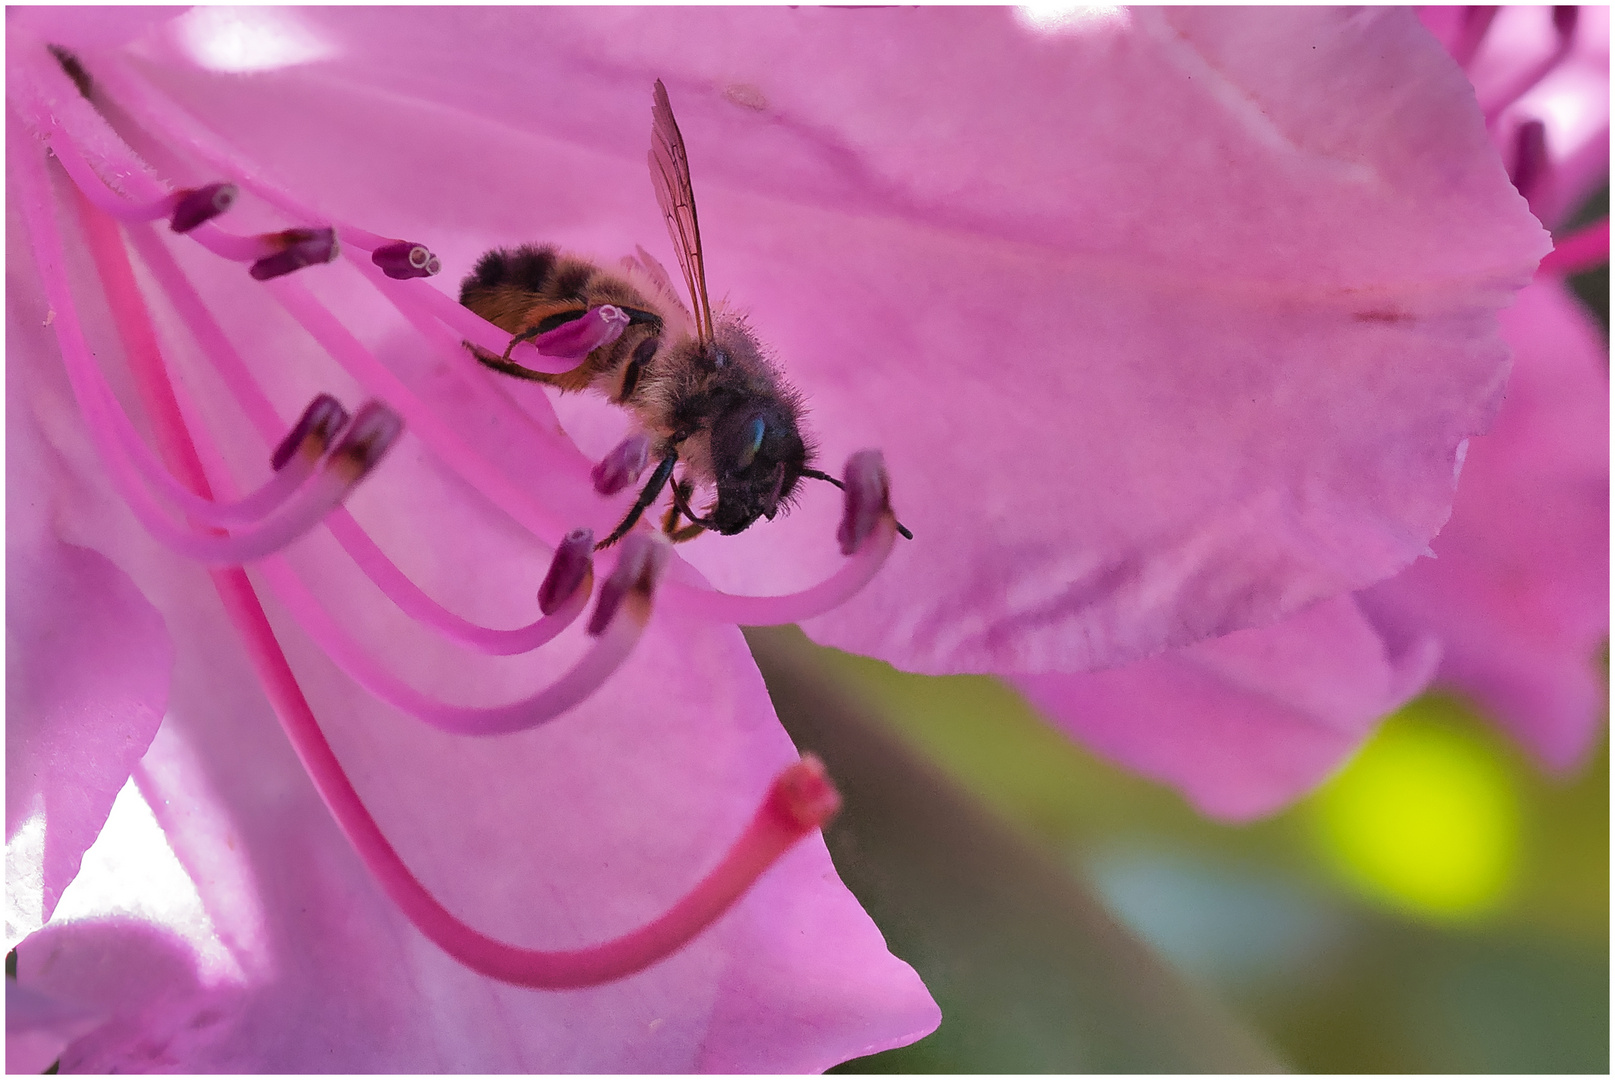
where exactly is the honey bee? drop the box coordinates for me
[461,80,846,550]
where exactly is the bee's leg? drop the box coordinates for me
[499,323,547,363]
[470,344,555,383]
[660,478,693,536]
[596,450,678,551]
[666,521,707,544]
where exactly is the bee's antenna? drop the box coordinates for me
[801,468,913,540]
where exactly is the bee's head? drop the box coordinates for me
[708,403,809,535]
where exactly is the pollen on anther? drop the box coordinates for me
[372,240,442,280]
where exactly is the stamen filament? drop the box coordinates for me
[252,551,644,736]
[39,117,189,225]
[94,56,592,370]
[19,147,391,569]
[112,399,325,528]
[17,47,852,992]
[262,273,578,542]
[323,513,593,655]
[126,221,594,652]
[663,515,898,625]
[663,450,903,625]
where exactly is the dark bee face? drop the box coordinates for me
[708,404,807,535]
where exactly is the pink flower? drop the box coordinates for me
[6,6,1553,1068]
[1018,6,1607,819]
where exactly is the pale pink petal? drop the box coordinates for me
[1359,280,1610,771]
[135,7,1550,673]
[1017,597,1442,822]
[6,296,173,944]
[7,141,935,1071]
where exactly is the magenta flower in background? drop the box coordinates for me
[1019,5,1609,819]
[6,6,1555,1070]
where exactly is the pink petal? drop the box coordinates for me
[1359,279,1610,771]
[1017,596,1442,822]
[118,8,1548,677]
[6,292,173,943]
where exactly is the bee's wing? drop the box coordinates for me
[625,244,693,324]
[649,79,714,344]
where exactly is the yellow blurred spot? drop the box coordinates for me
[1309,703,1521,921]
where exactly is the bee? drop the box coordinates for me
[460,80,844,550]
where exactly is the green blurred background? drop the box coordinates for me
[750,628,1608,1073]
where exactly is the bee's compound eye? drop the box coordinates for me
[739,416,766,468]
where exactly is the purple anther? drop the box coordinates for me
[371,240,442,280]
[588,533,669,636]
[331,400,404,471]
[591,433,653,496]
[249,227,339,281]
[530,305,630,360]
[169,182,238,233]
[537,529,596,615]
[836,450,893,556]
[270,393,350,471]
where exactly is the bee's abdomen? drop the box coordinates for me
[460,244,561,301]
[460,244,663,399]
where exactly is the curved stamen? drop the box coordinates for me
[328,515,595,655]
[253,532,665,736]
[85,57,605,374]
[120,392,347,528]
[663,451,902,626]
[41,118,235,231]
[42,119,336,278]
[112,397,400,565]
[45,107,838,987]
[262,272,581,542]
[124,222,596,654]
[20,145,402,567]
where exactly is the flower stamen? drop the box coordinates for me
[252,531,662,736]
[662,451,902,625]
[132,393,347,529]
[126,218,595,652]
[370,239,442,280]
[246,226,340,281]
